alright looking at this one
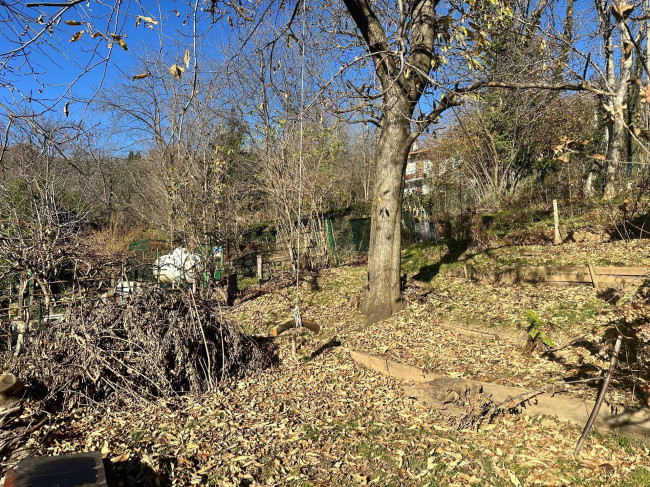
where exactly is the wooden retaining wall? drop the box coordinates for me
[464,264,648,288]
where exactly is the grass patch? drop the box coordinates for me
[544,298,603,326]
[302,424,321,442]
[623,467,650,486]
[402,241,470,282]
[238,276,259,291]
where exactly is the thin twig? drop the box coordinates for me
[574,335,623,456]
[189,290,214,390]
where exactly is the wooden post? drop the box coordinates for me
[226,273,238,306]
[515,258,522,285]
[587,261,600,290]
[553,199,562,245]
[257,254,263,281]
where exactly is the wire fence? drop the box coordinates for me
[0,246,228,353]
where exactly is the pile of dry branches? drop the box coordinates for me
[10,288,272,406]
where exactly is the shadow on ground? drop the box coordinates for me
[110,455,172,487]
[310,337,342,360]
[253,335,281,366]
[412,239,471,282]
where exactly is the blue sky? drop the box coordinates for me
[0,0,620,152]
[1,0,232,120]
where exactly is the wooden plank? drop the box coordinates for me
[523,265,589,274]
[403,379,650,438]
[595,266,648,276]
[350,351,441,383]
[525,275,637,285]
[523,273,592,283]
[538,281,591,287]
[522,272,591,282]
[537,277,638,287]
[465,266,647,287]
[524,265,647,277]
[351,351,650,438]
[585,275,638,286]
[587,261,600,289]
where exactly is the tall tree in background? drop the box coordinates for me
[338,0,594,322]
[604,1,635,199]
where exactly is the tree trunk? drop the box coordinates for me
[583,163,598,197]
[342,0,437,323]
[605,111,626,199]
[604,4,633,199]
[35,276,52,308]
[363,106,412,323]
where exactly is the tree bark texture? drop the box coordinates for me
[343,0,437,322]
[363,105,412,322]
[583,159,598,197]
[603,2,632,199]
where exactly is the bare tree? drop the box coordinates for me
[0,118,89,352]
[332,0,608,322]
[2,0,613,324]
[603,2,635,199]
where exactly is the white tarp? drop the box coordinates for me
[153,247,203,284]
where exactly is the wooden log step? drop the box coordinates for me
[270,319,320,337]
[523,265,590,274]
[464,265,648,288]
[522,265,647,277]
[595,266,648,276]
[350,351,441,383]
[350,351,650,438]
[523,275,638,286]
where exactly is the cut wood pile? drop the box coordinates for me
[0,374,47,473]
[7,288,273,407]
